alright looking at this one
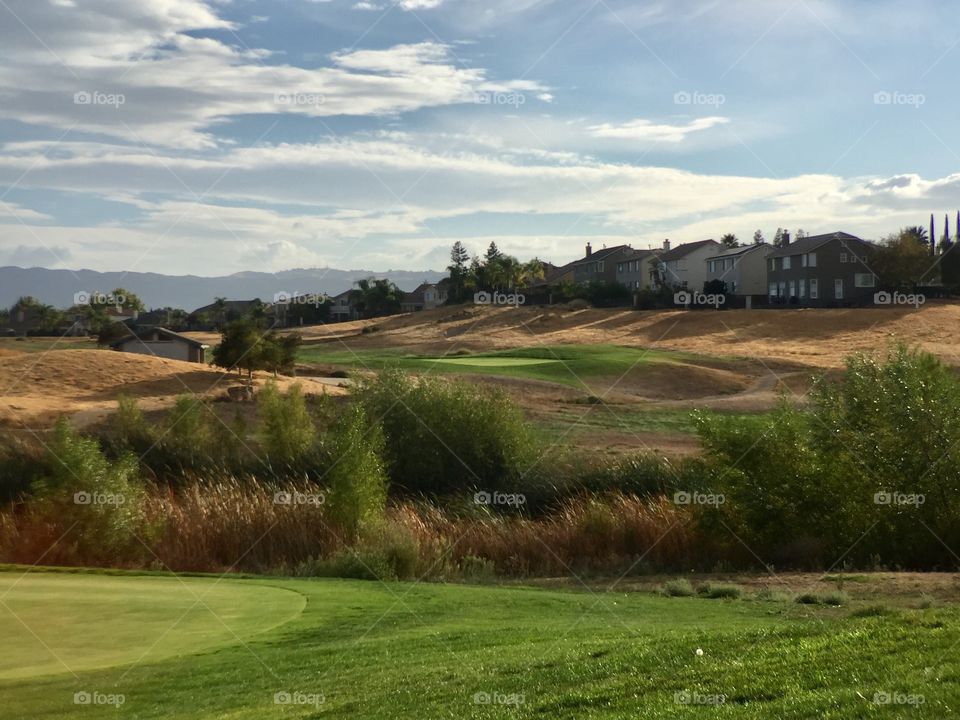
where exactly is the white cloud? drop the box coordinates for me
[587,117,730,143]
[0,1,541,148]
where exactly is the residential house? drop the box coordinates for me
[651,239,721,290]
[572,243,634,284]
[189,299,266,328]
[328,290,360,322]
[110,326,209,363]
[401,282,448,313]
[705,243,774,295]
[766,231,876,306]
[615,249,657,291]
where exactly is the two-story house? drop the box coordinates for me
[400,282,448,313]
[615,249,657,291]
[766,231,876,306]
[705,243,774,295]
[328,290,360,321]
[572,243,634,284]
[651,239,720,290]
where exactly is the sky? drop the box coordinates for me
[0,0,958,275]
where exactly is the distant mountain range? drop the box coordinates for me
[0,266,448,311]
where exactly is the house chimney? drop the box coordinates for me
[662,239,671,252]
[585,242,593,257]
[782,231,791,246]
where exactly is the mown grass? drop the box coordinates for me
[297,344,710,387]
[3,568,957,719]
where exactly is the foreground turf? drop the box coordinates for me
[3,569,957,718]
[298,344,708,387]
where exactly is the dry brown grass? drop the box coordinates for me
[1,482,696,577]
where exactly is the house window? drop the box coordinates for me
[839,253,847,263]
[834,279,844,299]
[769,258,776,271]
[617,263,623,273]
[789,281,796,298]
[855,273,875,287]
[808,253,817,267]
[769,282,777,297]
[799,280,806,298]
[708,260,714,273]
[730,281,737,293]
[810,279,818,299]
[778,281,786,297]
[597,261,605,272]
[802,254,807,268]
[783,256,792,270]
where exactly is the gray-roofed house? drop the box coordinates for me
[110,326,209,363]
[615,248,657,291]
[705,243,774,295]
[651,239,721,290]
[572,243,634,284]
[766,231,876,306]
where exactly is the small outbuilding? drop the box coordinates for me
[109,326,209,363]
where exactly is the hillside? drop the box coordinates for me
[233,302,960,369]
[0,349,345,428]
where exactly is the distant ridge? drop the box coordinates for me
[0,266,447,311]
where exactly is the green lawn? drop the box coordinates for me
[297,344,711,387]
[3,568,957,718]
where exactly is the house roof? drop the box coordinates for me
[767,232,869,258]
[705,242,772,261]
[653,239,720,262]
[572,244,632,265]
[110,326,208,349]
[190,299,263,316]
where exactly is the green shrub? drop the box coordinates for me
[661,578,695,597]
[324,404,388,541]
[257,381,317,469]
[795,591,849,606]
[28,418,156,564]
[354,369,538,498]
[850,604,891,618]
[110,395,154,449]
[697,582,743,599]
[459,554,496,582]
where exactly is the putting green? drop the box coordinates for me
[0,573,305,679]
[426,357,559,367]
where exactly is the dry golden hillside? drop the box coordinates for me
[0,349,345,428]
[229,302,960,369]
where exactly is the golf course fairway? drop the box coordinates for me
[3,568,959,718]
